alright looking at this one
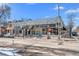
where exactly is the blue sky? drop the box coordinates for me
[6,3,79,26]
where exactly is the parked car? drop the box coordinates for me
[4,33,14,38]
[72,32,78,36]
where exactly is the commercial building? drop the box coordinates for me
[10,16,67,37]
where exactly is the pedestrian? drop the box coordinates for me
[47,25,52,39]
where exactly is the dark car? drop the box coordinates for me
[72,32,78,36]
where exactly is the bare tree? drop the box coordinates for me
[0,4,11,25]
[67,13,76,38]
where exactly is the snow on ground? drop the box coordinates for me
[0,48,21,56]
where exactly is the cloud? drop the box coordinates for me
[54,5,64,10]
[75,17,79,20]
[44,16,50,18]
[26,3,36,5]
[65,8,79,14]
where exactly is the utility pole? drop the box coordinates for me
[57,3,62,45]
[57,3,60,39]
[58,3,60,19]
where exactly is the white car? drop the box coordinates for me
[4,33,14,38]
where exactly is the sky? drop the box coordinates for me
[0,3,79,27]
